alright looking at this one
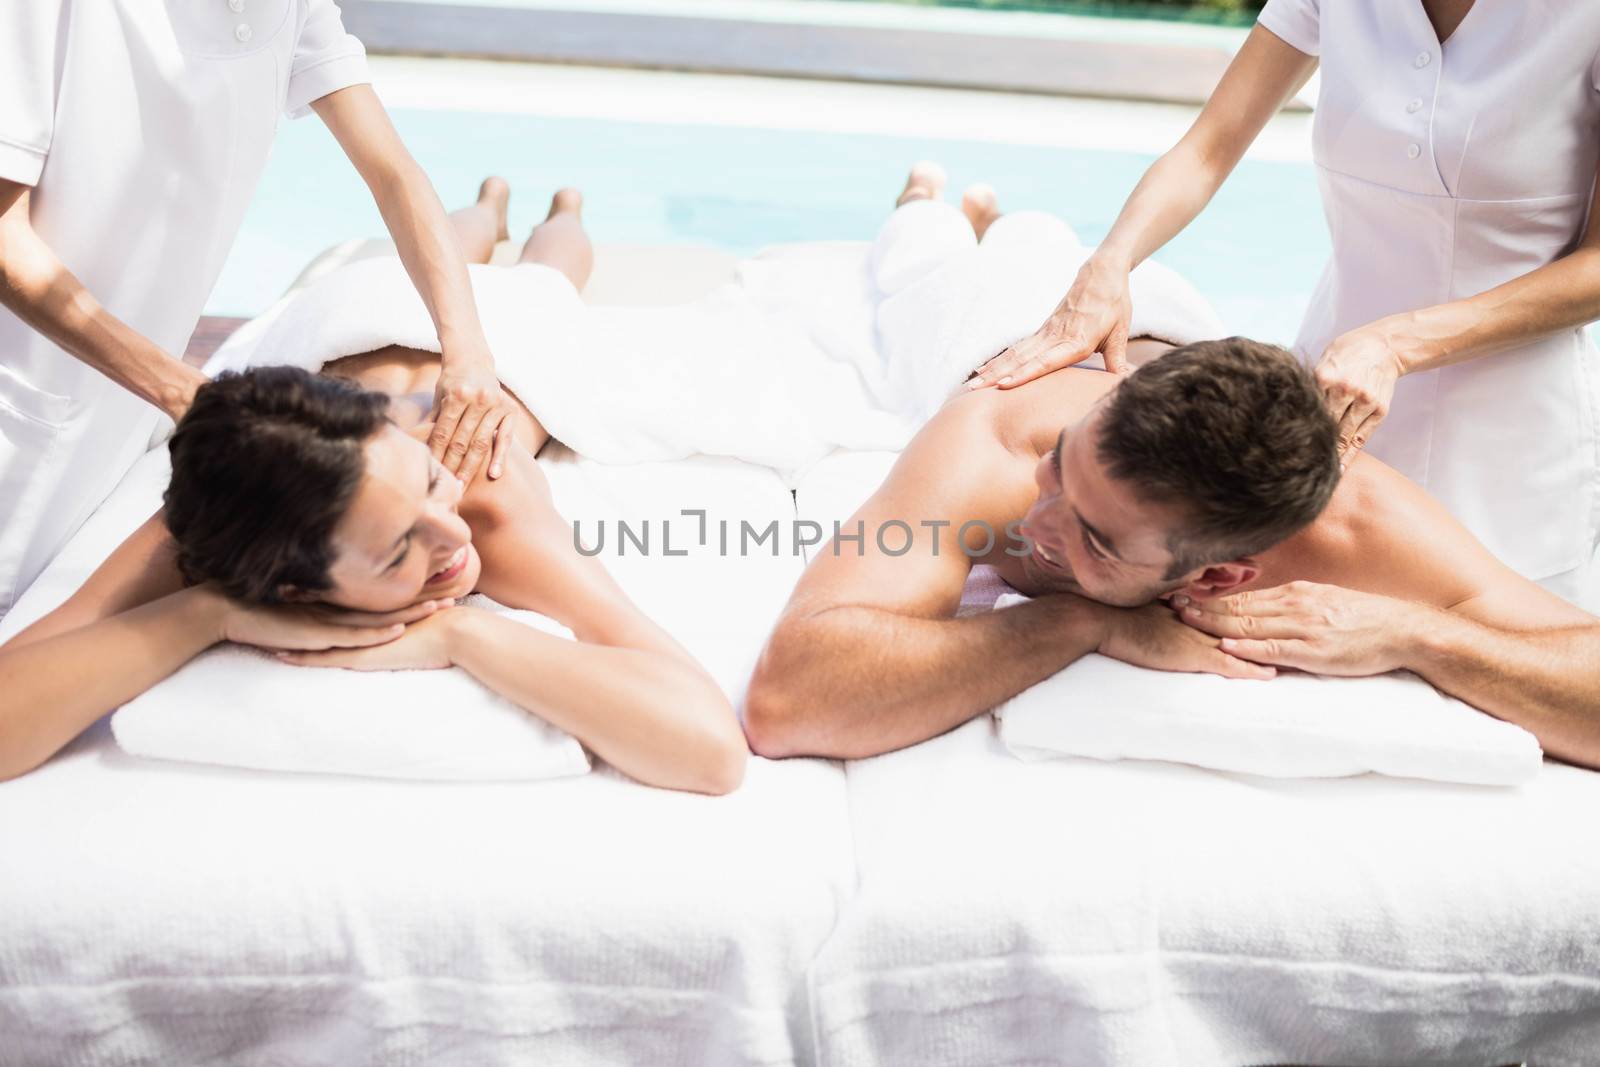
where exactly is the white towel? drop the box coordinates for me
[208,207,1225,480]
[113,595,591,782]
[988,592,1543,785]
[863,202,1226,422]
[208,259,908,482]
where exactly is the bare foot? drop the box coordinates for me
[896,161,948,207]
[961,183,1001,241]
[547,187,584,220]
[478,177,511,242]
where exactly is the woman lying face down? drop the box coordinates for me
[0,280,746,792]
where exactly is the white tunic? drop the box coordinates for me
[1258,0,1600,592]
[0,0,369,614]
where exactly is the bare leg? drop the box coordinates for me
[896,161,947,207]
[961,183,1001,242]
[516,189,593,290]
[448,177,511,266]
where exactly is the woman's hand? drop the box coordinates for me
[968,255,1135,389]
[1172,581,1432,676]
[214,591,448,653]
[277,605,465,671]
[430,350,515,484]
[1313,323,1412,459]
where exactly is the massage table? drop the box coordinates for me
[2,244,1597,1067]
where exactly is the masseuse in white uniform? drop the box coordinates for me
[971,0,1600,610]
[0,0,516,616]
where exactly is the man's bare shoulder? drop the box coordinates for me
[1266,454,1534,610]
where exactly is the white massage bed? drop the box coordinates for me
[793,449,1600,1067]
[3,245,1600,1066]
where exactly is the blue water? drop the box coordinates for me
[216,109,1329,345]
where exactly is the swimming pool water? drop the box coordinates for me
[216,109,1329,346]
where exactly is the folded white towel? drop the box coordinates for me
[989,593,1543,785]
[113,596,590,782]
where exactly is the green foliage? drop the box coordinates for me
[837,0,1266,25]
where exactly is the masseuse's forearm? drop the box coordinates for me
[1092,142,1234,272]
[448,610,745,794]
[1093,27,1314,272]
[368,159,488,355]
[1377,246,1600,374]
[0,586,224,782]
[1405,612,1600,769]
[312,88,489,360]
[0,191,205,418]
[746,595,1106,760]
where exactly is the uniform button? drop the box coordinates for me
[228,0,245,11]
[1414,51,1431,68]
[235,23,252,42]
[1406,98,1423,113]
[1406,143,1422,159]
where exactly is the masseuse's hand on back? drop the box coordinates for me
[968,255,1135,388]
[969,26,1317,392]
[430,347,516,485]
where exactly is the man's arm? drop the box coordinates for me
[745,394,1266,760]
[0,181,207,418]
[1181,458,1600,767]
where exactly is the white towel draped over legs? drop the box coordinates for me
[210,203,1226,477]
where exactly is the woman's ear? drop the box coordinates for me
[274,584,314,604]
[1179,559,1260,599]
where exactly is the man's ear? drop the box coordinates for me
[1176,559,1260,599]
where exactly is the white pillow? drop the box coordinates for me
[112,598,590,782]
[990,594,1542,786]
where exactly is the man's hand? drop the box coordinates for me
[1173,581,1433,676]
[1314,324,1409,460]
[1095,599,1276,680]
[278,604,466,670]
[968,255,1134,389]
[430,352,514,483]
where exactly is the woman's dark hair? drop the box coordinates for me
[164,366,389,603]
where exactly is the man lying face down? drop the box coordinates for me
[746,336,1600,767]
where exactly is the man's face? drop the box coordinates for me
[1016,405,1189,608]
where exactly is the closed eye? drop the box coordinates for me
[387,538,410,571]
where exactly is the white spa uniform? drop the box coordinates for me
[1257,0,1600,608]
[0,1,370,615]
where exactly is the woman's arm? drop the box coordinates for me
[0,181,207,419]
[0,513,432,781]
[971,25,1317,385]
[311,86,516,483]
[463,450,746,792]
[1317,171,1600,451]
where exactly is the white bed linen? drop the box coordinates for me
[810,718,1600,1067]
[0,444,851,1067]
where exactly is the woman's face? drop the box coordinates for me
[321,425,482,612]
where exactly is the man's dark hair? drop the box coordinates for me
[1095,337,1340,578]
[164,366,389,603]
